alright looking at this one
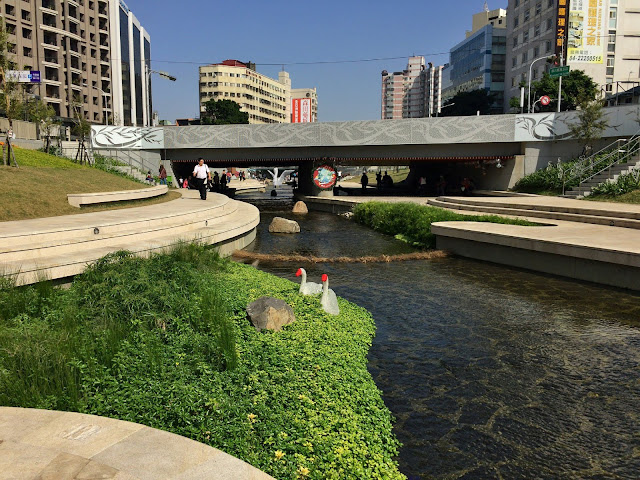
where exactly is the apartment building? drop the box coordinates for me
[505,0,640,112]
[291,87,318,122]
[381,56,444,119]
[443,9,507,113]
[1,0,151,126]
[199,60,292,124]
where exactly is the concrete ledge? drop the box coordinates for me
[432,221,640,291]
[0,407,274,480]
[68,185,168,208]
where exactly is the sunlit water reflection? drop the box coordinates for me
[245,211,640,480]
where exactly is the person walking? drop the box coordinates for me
[192,158,211,200]
[360,171,369,193]
[158,165,168,185]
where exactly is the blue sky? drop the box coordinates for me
[125,0,504,122]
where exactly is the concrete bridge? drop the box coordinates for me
[91,105,639,195]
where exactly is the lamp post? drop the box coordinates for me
[528,55,552,113]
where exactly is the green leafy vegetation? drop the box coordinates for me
[530,69,599,112]
[0,245,404,480]
[353,202,534,248]
[201,98,249,125]
[589,171,640,199]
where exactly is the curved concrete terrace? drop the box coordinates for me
[0,407,274,480]
[67,185,169,208]
[0,190,259,286]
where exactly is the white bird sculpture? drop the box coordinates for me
[296,268,322,296]
[320,274,340,316]
[268,167,295,188]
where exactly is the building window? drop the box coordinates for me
[512,77,517,87]
[546,18,553,31]
[606,57,615,76]
[524,9,530,22]
[609,7,617,28]
[546,39,552,52]
[523,30,529,42]
[514,16,519,27]
[513,36,518,47]
[533,67,538,79]
[535,2,542,15]
[534,45,540,56]
[522,52,528,64]
[548,0,554,7]
[512,56,517,67]
[534,24,540,36]
[515,0,520,6]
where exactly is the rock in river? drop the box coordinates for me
[269,216,300,234]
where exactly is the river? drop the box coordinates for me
[242,208,640,479]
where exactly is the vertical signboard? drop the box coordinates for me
[567,0,605,63]
[555,0,570,62]
[291,98,312,123]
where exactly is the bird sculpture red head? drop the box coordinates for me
[322,274,328,282]
[296,268,302,277]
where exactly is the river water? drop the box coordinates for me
[243,209,640,480]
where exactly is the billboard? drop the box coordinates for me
[567,0,606,63]
[6,70,41,83]
[292,98,312,123]
[555,0,569,61]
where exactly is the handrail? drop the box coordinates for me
[562,131,640,194]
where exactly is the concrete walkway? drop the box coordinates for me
[0,407,274,480]
[0,190,259,285]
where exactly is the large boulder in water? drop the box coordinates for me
[292,201,308,214]
[246,297,295,332]
[269,217,300,234]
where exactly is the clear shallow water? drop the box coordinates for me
[247,212,640,480]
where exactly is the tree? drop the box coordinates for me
[26,100,57,152]
[0,19,19,166]
[509,96,522,112]
[440,89,493,117]
[201,99,249,125]
[530,70,598,112]
[71,95,91,164]
[567,97,609,156]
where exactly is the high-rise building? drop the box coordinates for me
[381,56,444,119]
[442,9,507,113]
[109,0,151,127]
[1,0,152,126]
[291,87,318,123]
[504,0,640,112]
[199,60,291,124]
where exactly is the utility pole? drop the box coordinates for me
[557,36,565,113]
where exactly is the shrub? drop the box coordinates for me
[353,202,534,248]
[0,245,404,479]
[590,171,640,197]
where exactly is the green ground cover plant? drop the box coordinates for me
[353,202,534,248]
[589,171,640,198]
[0,244,404,480]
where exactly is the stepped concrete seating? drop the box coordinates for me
[0,407,275,479]
[427,195,640,229]
[67,185,168,207]
[0,190,259,286]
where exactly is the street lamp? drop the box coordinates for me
[148,69,176,82]
[436,103,455,117]
[527,55,553,113]
[82,83,109,125]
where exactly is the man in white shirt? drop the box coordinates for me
[193,158,212,200]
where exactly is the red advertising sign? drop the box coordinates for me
[292,98,312,123]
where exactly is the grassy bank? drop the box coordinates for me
[0,245,404,480]
[0,148,179,221]
[353,202,535,248]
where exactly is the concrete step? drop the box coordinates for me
[0,194,234,249]
[428,197,640,229]
[2,200,259,286]
[0,204,237,263]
